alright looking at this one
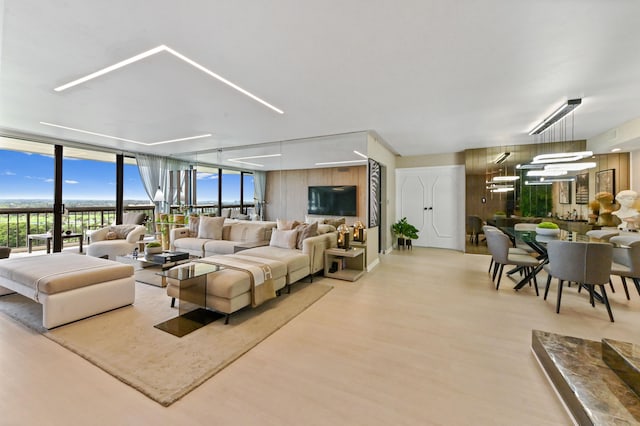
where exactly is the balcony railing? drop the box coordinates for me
[0,203,253,252]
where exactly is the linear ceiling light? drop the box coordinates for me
[40,121,211,146]
[490,187,515,193]
[227,154,282,168]
[531,151,593,164]
[493,152,510,164]
[528,98,582,135]
[315,159,368,166]
[54,45,284,115]
[544,162,596,171]
[492,176,520,182]
[526,170,568,177]
[353,150,368,159]
[516,163,544,170]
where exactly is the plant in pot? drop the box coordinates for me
[391,217,419,249]
[145,241,163,256]
[535,221,560,236]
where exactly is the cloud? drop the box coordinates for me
[44,178,54,183]
[1,171,16,176]
[65,180,79,184]
[197,173,218,180]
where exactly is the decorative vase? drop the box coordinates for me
[145,245,163,256]
[535,227,560,236]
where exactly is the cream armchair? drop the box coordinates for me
[86,225,146,260]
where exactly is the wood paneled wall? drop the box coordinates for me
[265,166,367,224]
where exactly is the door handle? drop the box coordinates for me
[424,207,433,210]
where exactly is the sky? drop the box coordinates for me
[0,149,253,203]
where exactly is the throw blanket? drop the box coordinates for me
[196,255,276,307]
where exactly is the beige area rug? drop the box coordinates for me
[0,280,332,406]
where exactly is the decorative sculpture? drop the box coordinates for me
[613,190,640,231]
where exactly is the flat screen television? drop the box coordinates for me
[308,186,357,216]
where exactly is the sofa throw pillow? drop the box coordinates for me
[188,215,200,237]
[109,224,136,239]
[106,231,117,240]
[198,216,225,240]
[296,221,318,249]
[325,217,346,228]
[305,215,326,225]
[277,218,300,230]
[269,229,298,249]
[317,224,337,234]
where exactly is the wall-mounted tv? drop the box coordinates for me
[308,186,357,217]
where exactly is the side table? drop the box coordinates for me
[324,247,365,281]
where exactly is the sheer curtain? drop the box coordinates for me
[253,171,267,220]
[136,154,192,211]
[136,154,168,211]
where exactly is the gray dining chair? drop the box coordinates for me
[484,229,541,293]
[609,236,640,299]
[483,226,528,274]
[543,240,614,322]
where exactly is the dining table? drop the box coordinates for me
[499,227,595,292]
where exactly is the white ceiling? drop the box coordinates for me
[2,0,640,169]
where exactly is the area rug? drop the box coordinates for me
[0,280,332,406]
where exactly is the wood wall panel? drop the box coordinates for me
[266,166,367,224]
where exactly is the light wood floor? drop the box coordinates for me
[2,247,639,425]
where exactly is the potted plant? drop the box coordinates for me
[391,217,419,249]
[145,241,163,256]
[535,221,560,236]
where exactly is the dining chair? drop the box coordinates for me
[543,240,614,322]
[484,230,541,293]
[609,236,640,299]
[513,223,538,254]
[483,226,528,274]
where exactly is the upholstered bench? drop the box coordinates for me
[166,254,287,324]
[0,253,135,328]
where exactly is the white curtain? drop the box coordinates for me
[136,154,192,212]
[136,154,168,210]
[253,171,267,220]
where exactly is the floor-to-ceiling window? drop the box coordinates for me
[0,141,54,248]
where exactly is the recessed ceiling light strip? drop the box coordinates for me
[54,46,166,92]
[164,47,283,115]
[315,159,368,166]
[40,121,210,146]
[227,160,264,167]
[353,150,368,159]
[54,45,283,115]
[228,154,282,161]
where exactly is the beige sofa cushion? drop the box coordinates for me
[198,216,225,239]
[240,246,309,272]
[174,237,209,253]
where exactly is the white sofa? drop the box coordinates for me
[86,224,147,260]
[171,219,276,257]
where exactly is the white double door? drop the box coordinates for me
[396,166,465,251]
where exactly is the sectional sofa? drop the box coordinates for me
[167,217,338,322]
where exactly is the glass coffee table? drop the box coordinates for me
[116,251,194,287]
[154,262,225,337]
